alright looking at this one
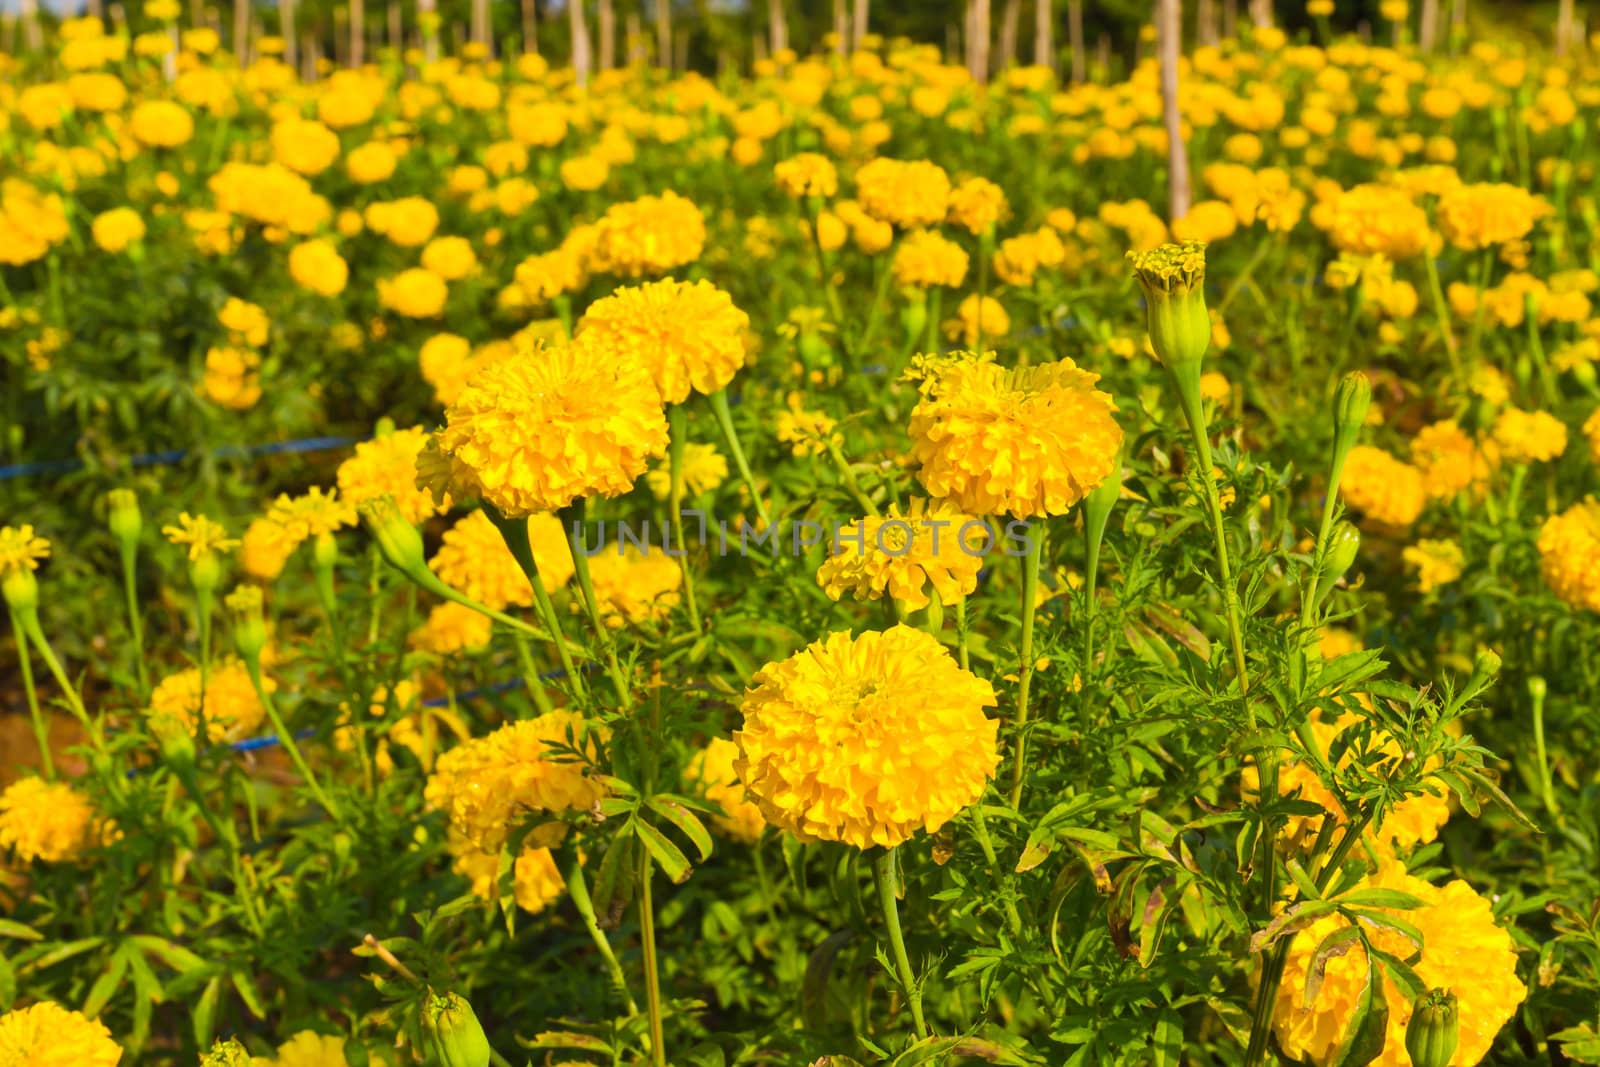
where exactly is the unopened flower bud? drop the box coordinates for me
[225,585,267,663]
[1,567,39,614]
[1333,372,1371,452]
[152,711,195,771]
[1128,241,1211,370]
[191,552,222,598]
[1472,648,1502,685]
[425,990,492,1067]
[200,1037,253,1067]
[374,416,397,438]
[360,496,429,581]
[1315,521,1361,606]
[1405,989,1459,1067]
[312,531,339,573]
[107,489,143,551]
[1527,675,1547,703]
[899,287,927,344]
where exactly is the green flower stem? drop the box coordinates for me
[709,388,771,528]
[873,846,929,1038]
[923,287,943,354]
[484,509,587,701]
[666,404,702,631]
[565,500,634,710]
[9,609,53,780]
[1530,684,1558,818]
[512,633,555,713]
[243,660,341,822]
[118,542,150,700]
[823,437,880,517]
[803,198,849,351]
[953,595,970,672]
[1244,808,1374,1067]
[564,856,640,1015]
[1466,248,1493,366]
[17,611,94,733]
[975,228,994,354]
[1007,527,1044,810]
[1422,250,1463,386]
[968,806,1022,939]
[1524,295,1558,407]
[1218,230,1275,314]
[858,254,897,354]
[639,846,668,1067]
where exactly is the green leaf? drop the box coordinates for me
[192,976,222,1051]
[129,935,207,975]
[1285,858,1322,903]
[0,921,42,942]
[1149,1009,1184,1067]
[591,827,638,928]
[230,969,268,1019]
[1332,954,1389,1067]
[82,947,129,1018]
[1335,888,1426,911]
[635,818,693,883]
[645,796,714,861]
[1303,926,1363,1007]
[1458,767,1541,833]
[1249,900,1340,954]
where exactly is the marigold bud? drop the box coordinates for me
[312,531,339,573]
[1128,241,1211,370]
[425,990,492,1067]
[1315,521,1361,606]
[191,552,223,598]
[1527,675,1547,703]
[1333,371,1372,454]
[225,585,267,662]
[107,489,143,551]
[200,1037,253,1067]
[1405,988,1459,1067]
[359,496,429,580]
[1,567,39,614]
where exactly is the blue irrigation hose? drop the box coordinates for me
[0,435,362,482]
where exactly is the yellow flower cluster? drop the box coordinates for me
[855,157,950,228]
[0,525,51,577]
[336,427,450,526]
[1311,183,1430,260]
[584,547,683,628]
[816,499,987,611]
[575,278,750,404]
[429,510,572,608]
[422,336,668,517]
[946,294,1010,345]
[147,659,272,743]
[774,153,839,199]
[1402,538,1466,593]
[1274,858,1525,1067]
[0,1001,123,1067]
[1340,445,1425,527]
[891,228,969,289]
[687,738,766,844]
[1436,182,1552,250]
[1410,419,1497,499]
[1538,499,1600,612]
[590,191,706,277]
[0,778,104,864]
[1491,407,1568,464]
[906,351,1123,519]
[993,227,1066,287]
[736,626,998,849]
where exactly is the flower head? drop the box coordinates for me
[1273,858,1525,1066]
[147,658,271,743]
[161,513,238,561]
[735,625,999,849]
[265,487,357,549]
[576,279,750,405]
[1403,539,1466,593]
[1491,407,1567,464]
[0,1001,123,1067]
[1437,182,1552,250]
[855,158,950,228]
[687,738,765,844]
[429,509,572,608]
[1128,240,1211,367]
[1538,499,1600,611]
[906,351,1123,518]
[0,778,104,864]
[1411,420,1497,500]
[584,546,683,628]
[817,499,988,611]
[420,335,668,517]
[1340,445,1425,527]
[891,229,969,289]
[774,153,838,199]
[646,442,728,501]
[590,191,706,277]
[0,526,50,578]
[337,427,450,526]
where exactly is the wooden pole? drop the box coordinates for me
[598,0,614,67]
[20,0,41,50]
[655,0,670,67]
[1158,0,1190,221]
[1033,0,1052,68]
[1067,0,1083,82]
[1197,0,1217,45]
[768,0,787,56]
[570,0,591,81]
[832,0,847,52]
[521,0,537,53]
[282,0,298,70]
[852,0,868,50]
[998,0,1020,74]
[1248,0,1271,28]
[968,0,990,81]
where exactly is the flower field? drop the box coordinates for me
[3,2,1600,1064]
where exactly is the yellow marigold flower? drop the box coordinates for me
[266,1031,348,1067]
[945,176,1007,234]
[1437,182,1553,251]
[0,525,50,577]
[559,155,609,192]
[906,351,1123,519]
[288,239,349,296]
[1403,538,1466,593]
[271,117,341,176]
[337,427,450,526]
[774,153,838,199]
[583,546,682,627]
[128,99,194,148]
[450,836,566,913]
[891,228,969,289]
[421,235,479,281]
[241,517,293,582]
[590,191,706,278]
[218,297,269,347]
[993,228,1066,287]
[429,509,572,608]
[736,625,998,849]
[418,333,476,407]
[576,278,750,405]
[1412,419,1497,499]
[1467,364,1510,406]
[366,197,440,248]
[265,487,356,549]
[688,738,765,844]
[1538,499,1600,611]
[645,442,727,501]
[1314,183,1430,260]
[378,267,449,318]
[147,658,271,743]
[817,498,987,612]
[0,778,103,864]
[162,513,239,560]
[855,158,950,228]
[776,394,840,457]
[1340,445,1425,527]
[1171,199,1239,243]
[1492,407,1567,464]
[1200,371,1231,403]
[91,208,145,253]
[945,294,1010,346]
[1274,858,1525,1067]
[345,140,397,184]
[410,600,494,656]
[422,336,668,517]
[425,711,605,854]
[0,1001,123,1066]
